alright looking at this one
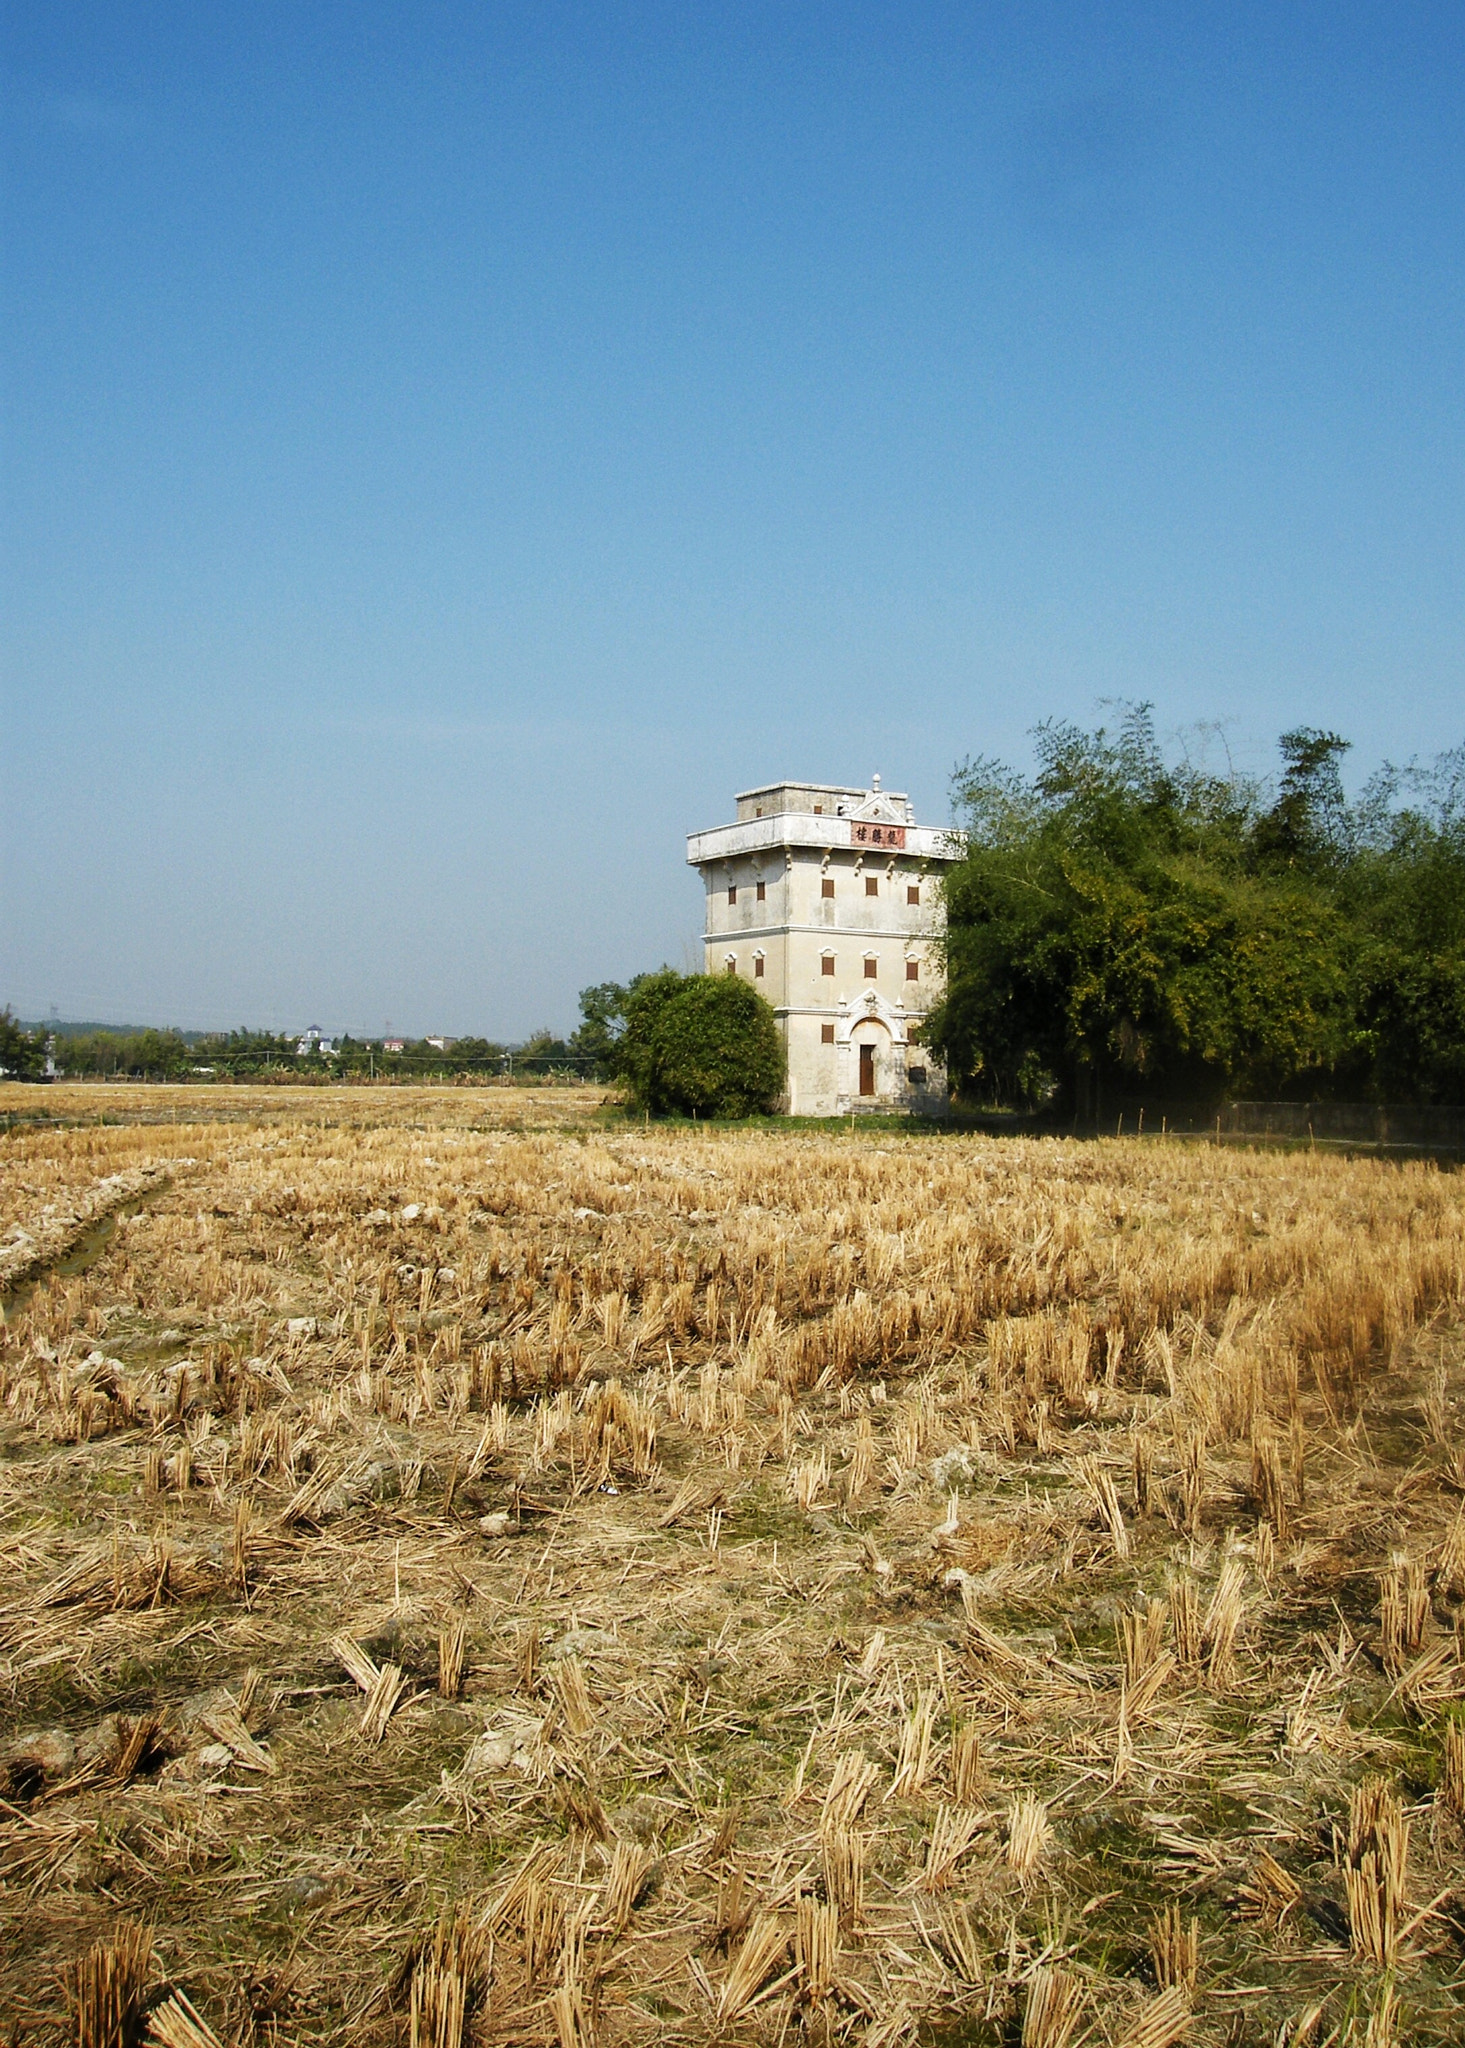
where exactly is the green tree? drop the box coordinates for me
[925,710,1369,1112]
[0,1008,45,1080]
[189,1029,297,1076]
[515,1028,573,1067]
[571,982,632,1076]
[49,1025,191,1078]
[1251,727,1353,873]
[450,1037,504,1068]
[128,1030,190,1079]
[1343,743,1465,1101]
[614,970,785,1117]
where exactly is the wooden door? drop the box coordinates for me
[858,1043,876,1096]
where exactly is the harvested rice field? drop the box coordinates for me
[3,1083,1465,2048]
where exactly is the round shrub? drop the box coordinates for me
[616,971,785,1117]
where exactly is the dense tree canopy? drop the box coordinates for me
[0,1009,45,1080]
[578,970,785,1117]
[923,709,1465,1111]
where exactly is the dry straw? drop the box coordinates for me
[1167,1571,1202,1667]
[8,1091,1465,2047]
[599,1839,655,1938]
[522,1875,566,1985]
[146,1989,225,2048]
[549,1909,593,2048]
[1076,1453,1130,1556]
[821,1826,865,1932]
[889,1689,937,1798]
[69,1923,152,2048]
[822,1751,878,1831]
[1005,1794,1050,1883]
[795,1894,839,2003]
[1202,1556,1247,1687]
[1022,1967,1084,2048]
[949,1721,988,1804]
[1437,1508,1465,1600]
[1239,1849,1303,1926]
[551,1654,596,1739]
[1339,1778,1410,1969]
[1115,1985,1193,2048]
[1148,1904,1198,1995]
[407,1902,489,2048]
[717,1913,788,2023]
[933,1899,984,1983]
[437,1618,467,1699]
[919,1805,985,1890]
[1250,1428,1289,1537]
[1379,1554,1430,1676]
[1442,1720,1465,1815]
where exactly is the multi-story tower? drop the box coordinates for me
[686,778,961,1115]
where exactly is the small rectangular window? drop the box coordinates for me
[821,956,836,976]
[906,959,919,981]
[864,957,877,978]
[754,955,765,978]
[821,877,835,899]
[821,1022,835,1044]
[755,806,763,816]
[813,804,823,814]
[907,884,920,906]
[908,1065,927,1085]
[756,880,766,902]
[865,876,879,897]
[728,884,737,904]
[725,960,737,975]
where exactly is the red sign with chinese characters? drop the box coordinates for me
[851,821,906,849]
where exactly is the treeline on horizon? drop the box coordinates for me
[6,708,1462,1113]
[0,1020,596,1082]
[924,708,1465,1113]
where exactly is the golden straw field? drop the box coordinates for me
[3,1083,1465,2047]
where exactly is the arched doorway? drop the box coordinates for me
[851,1019,892,1101]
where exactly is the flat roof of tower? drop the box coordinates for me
[735,780,907,803]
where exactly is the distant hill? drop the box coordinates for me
[20,1019,208,1043]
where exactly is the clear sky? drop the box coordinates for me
[4,3,1463,1038]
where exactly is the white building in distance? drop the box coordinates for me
[687,777,962,1116]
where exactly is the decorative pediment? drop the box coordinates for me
[842,774,912,832]
[833,985,911,1043]
[849,790,906,825]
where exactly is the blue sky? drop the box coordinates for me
[5,3,1462,1037]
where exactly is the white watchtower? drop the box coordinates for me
[686,777,962,1115]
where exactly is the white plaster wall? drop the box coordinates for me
[691,796,960,1117]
